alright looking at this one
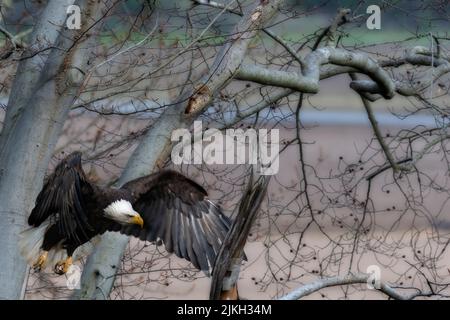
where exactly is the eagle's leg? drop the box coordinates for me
[35,224,64,273]
[33,225,63,271]
[54,243,79,275]
[54,256,73,275]
[32,251,48,271]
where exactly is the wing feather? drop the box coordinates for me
[119,170,232,272]
[28,152,94,242]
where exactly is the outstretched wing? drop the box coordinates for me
[119,170,231,272]
[28,152,94,241]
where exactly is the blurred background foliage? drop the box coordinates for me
[0,0,448,47]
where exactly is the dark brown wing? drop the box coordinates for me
[118,170,231,272]
[28,152,94,241]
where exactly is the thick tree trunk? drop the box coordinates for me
[0,0,105,299]
[0,0,75,300]
[75,0,282,299]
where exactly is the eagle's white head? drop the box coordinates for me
[104,199,144,227]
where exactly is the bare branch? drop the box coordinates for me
[351,46,450,98]
[350,73,400,172]
[0,25,23,49]
[192,0,305,67]
[325,8,351,47]
[236,47,396,98]
[210,174,270,300]
[186,0,283,115]
[278,273,426,300]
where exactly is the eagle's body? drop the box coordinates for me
[19,152,231,274]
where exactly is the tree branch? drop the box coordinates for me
[325,8,351,47]
[278,273,426,300]
[235,44,450,102]
[366,157,412,181]
[192,0,305,68]
[399,134,450,172]
[0,25,23,50]
[351,46,450,98]
[350,73,400,173]
[185,0,283,115]
[236,47,396,98]
[210,174,270,300]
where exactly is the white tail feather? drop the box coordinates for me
[19,220,50,267]
[19,220,99,271]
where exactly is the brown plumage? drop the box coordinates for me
[20,152,231,275]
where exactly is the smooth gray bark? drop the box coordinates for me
[0,0,75,300]
[0,1,75,139]
[278,273,418,300]
[0,0,105,299]
[236,47,396,98]
[236,46,450,100]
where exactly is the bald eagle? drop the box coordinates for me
[19,152,231,275]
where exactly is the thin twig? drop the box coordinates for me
[350,73,400,172]
[192,0,305,67]
[0,25,20,49]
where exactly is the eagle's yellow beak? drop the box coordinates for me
[132,215,144,228]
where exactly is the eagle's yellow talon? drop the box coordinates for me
[54,256,73,275]
[33,251,48,272]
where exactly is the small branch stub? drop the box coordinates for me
[185,84,213,115]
